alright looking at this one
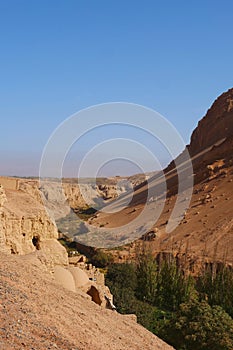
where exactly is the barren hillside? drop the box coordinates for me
[0,175,173,349]
[0,253,173,350]
[92,88,233,266]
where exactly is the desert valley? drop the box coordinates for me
[1,88,233,349]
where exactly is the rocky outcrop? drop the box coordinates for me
[42,178,135,216]
[186,89,233,186]
[54,262,113,309]
[0,178,68,268]
[165,88,233,186]
[0,185,7,253]
[0,177,114,307]
[0,175,144,266]
[189,88,233,156]
[0,184,6,207]
[0,252,174,350]
[35,239,69,271]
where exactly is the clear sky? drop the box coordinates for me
[0,0,232,177]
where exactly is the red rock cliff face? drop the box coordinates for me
[164,88,233,186]
[189,88,233,156]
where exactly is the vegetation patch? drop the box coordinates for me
[106,250,233,350]
[75,207,97,221]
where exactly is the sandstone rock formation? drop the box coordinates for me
[0,176,173,349]
[189,88,233,156]
[0,177,68,268]
[0,252,174,350]
[0,176,116,308]
[0,175,136,253]
[54,263,113,308]
[0,184,6,207]
[41,176,144,218]
[92,88,233,267]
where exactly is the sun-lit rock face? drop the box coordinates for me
[0,174,146,268]
[54,264,114,308]
[0,177,115,307]
[0,177,68,268]
[165,88,233,183]
[68,266,89,288]
[0,185,8,253]
[189,88,233,156]
[0,184,6,207]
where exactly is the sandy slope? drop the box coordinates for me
[93,161,233,265]
[91,89,233,264]
[0,253,174,350]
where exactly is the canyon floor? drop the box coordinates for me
[1,88,233,349]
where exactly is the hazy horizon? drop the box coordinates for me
[1,1,233,177]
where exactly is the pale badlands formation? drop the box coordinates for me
[0,174,149,253]
[0,177,173,349]
[1,88,233,349]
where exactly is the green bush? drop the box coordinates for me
[106,263,169,331]
[135,251,157,304]
[155,260,195,311]
[90,250,113,268]
[135,252,195,311]
[197,265,233,317]
[161,299,233,350]
[105,252,233,350]
[106,263,137,291]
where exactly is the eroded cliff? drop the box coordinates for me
[0,177,68,268]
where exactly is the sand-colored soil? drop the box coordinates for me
[0,253,174,350]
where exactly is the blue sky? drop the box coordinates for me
[0,0,233,176]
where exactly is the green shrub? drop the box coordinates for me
[135,251,158,304]
[155,260,195,311]
[106,263,137,291]
[106,263,169,331]
[135,252,195,311]
[90,250,113,268]
[161,299,233,350]
[197,265,233,317]
[105,252,233,350]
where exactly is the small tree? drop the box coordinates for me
[197,265,233,317]
[106,263,137,313]
[135,249,157,304]
[135,249,195,310]
[106,263,137,291]
[90,250,113,268]
[156,260,195,311]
